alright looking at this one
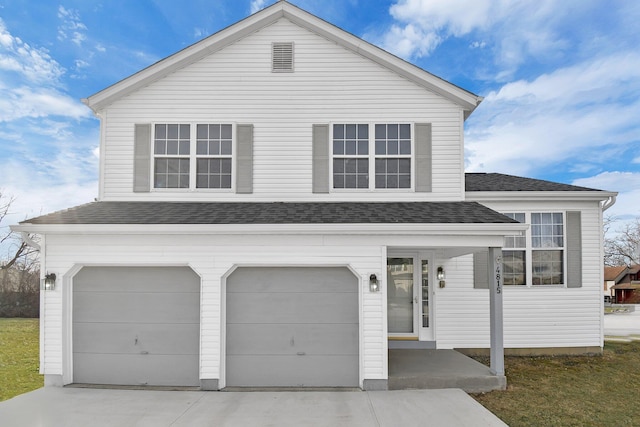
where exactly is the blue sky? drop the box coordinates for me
[0,0,639,243]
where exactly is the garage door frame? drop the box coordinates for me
[220,264,362,389]
[61,264,202,387]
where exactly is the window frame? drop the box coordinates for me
[329,122,415,192]
[501,211,567,288]
[502,212,527,286]
[151,122,236,192]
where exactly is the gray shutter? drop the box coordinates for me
[473,251,489,289]
[566,211,582,288]
[133,124,151,193]
[415,123,432,192]
[236,124,254,194]
[312,124,330,193]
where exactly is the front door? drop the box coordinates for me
[387,255,433,340]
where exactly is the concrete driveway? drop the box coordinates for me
[0,387,507,427]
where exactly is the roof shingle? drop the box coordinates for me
[22,201,517,225]
[465,173,602,192]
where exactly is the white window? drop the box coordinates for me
[196,124,233,189]
[332,124,369,189]
[503,213,526,286]
[501,212,565,287]
[375,124,411,189]
[153,124,190,189]
[153,123,233,190]
[531,212,564,285]
[332,123,412,190]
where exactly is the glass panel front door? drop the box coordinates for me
[387,257,414,333]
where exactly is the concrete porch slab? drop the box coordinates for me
[388,349,506,393]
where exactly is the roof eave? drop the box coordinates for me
[466,190,618,202]
[83,1,482,115]
[12,222,527,236]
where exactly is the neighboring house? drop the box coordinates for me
[12,2,616,391]
[607,265,640,304]
[604,265,626,302]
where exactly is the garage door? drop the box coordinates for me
[73,267,200,386]
[226,267,359,387]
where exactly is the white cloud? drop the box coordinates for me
[379,0,570,74]
[57,6,88,46]
[0,18,64,84]
[250,0,268,14]
[573,172,640,221]
[465,52,640,176]
[0,85,90,122]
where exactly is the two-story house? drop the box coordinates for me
[13,1,616,391]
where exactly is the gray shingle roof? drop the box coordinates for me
[22,201,517,225]
[465,173,601,192]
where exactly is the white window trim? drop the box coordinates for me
[329,122,415,192]
[503,211,567,288]
[150,122,236,192]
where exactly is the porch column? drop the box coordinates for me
[488,247,504,375]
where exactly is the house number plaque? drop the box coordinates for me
[495,256,502,294]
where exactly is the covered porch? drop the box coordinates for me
[388,349,506,393]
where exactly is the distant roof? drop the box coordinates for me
[605,266,628,281]
[465,173,602,192]
[611,283,640,290]
[21,201,517,226]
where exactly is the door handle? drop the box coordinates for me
[297,352,306,356]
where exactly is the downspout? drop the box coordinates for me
[602,195,617,212]
[21,231,41,251]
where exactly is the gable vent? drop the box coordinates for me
[272,42,294,72]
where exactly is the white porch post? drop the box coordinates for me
[488,247,504,375]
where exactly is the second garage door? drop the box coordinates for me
[226,267,359,387]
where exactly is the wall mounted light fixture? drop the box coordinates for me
[437,266,446,288]
[369,274,380,292]
[42,273,57,291]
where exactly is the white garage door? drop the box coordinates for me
[73,267,200,387]
[226,267,359,387]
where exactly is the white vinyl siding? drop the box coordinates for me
[436,200,604,350]
[98,18,464,202]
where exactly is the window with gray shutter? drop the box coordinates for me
[474,251,490,289]
[236,124,254,194]
[566,211,582,288]
[312,124,330,193]
[134,123,151,192]
[415,123,432,192]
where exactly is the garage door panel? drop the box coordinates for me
[226,267,359,388]
[227,267,358,293]
[74,353,199,386]
[73,266,200,387]
[227,323,358,356]
[74,267,199,293]
[226,355,359,387]
[73,323,199,355]
[74,292,200,324]
[227,293,358,324]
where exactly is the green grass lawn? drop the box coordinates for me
[473,341,640,427]
[0,318,42,401]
